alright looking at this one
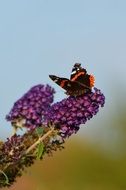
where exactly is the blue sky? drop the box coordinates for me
[0,0,126,138]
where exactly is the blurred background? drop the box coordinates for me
[0,0,126,189]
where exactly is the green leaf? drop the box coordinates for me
[0,170,9,185]
[36,142,44,159]
[36,127,44,136]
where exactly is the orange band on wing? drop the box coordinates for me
[89,75,95,87]
[60,80,68,87]
[71,71,85,81]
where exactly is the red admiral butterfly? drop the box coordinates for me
[49,63,95,96]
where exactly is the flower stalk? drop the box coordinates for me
[25,127,54,154]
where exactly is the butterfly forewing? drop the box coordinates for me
[70,63,91,88]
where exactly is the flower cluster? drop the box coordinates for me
[2,83,105,188]
[45,88,105,137]
[6,85,55,129]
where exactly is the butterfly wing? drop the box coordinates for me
[49,75,88,96]
[70,63,95,88]
[49,75,70,90]
[70,63,86,80]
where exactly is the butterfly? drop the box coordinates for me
[49,63,95,96]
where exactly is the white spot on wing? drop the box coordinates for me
[71,70,76,74]
[54,78,58,82]
[67,83,71,87]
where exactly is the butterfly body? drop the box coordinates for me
[49,63,95,96]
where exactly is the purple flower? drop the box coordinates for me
[2,135,23,162]
[6,84,55,129]
[45,88,105,137]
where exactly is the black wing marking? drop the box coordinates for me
[70,63,87,80]
[49,74,91,96]
[70,63,91,88]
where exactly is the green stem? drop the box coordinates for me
[25,127,54,154]
[0,170,9,184]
